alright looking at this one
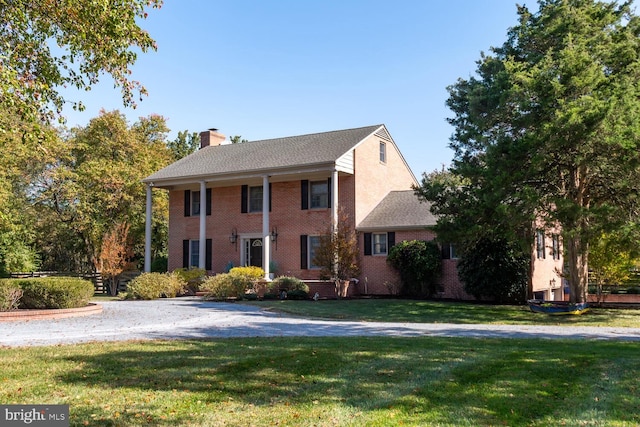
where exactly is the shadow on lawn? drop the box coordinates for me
[55,338,640,426]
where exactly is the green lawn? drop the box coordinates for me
[1,337,639,426]
[244,298,640,327]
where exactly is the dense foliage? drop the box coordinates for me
[8,277,94,309]
[0,0,162,128]
[457,237,529,303]
[387,240,441,297]
[416,0,640,303]
[123,272,185,300]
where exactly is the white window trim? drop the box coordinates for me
[248,185,263,213]
[379,141,387,164]
[308,235,322,269]
[309,180,329,209]
[372,232,388,255]
[189,239,200,268]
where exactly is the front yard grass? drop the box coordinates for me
[1,337,639,426]
[245,298,640,327]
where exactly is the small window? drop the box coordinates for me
[191,191,201,216]
[308,235,321,269]
[441,243,458,260]
[536,230,546,259]
[552,234,561,260]
[379,141,386,163]
[189,240,200,268]
[373,233,388,255]
[249,186,263,212]
[310,181,329,209]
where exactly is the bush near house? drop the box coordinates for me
[272,276,309,299]
[10,277,94,309]
[124,272,185,300]
[200,273,248,300]
[0,280,23,311]
[174,267,207,295]
[387,240,441,297]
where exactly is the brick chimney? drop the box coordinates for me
[199,128,226,149]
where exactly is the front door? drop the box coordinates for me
[247,238,263,268]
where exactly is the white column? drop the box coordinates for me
[262,175,271,280]
[144,184,153,273]
[199,181,207,270]
[332,170,339,278]
[332,169,339,230]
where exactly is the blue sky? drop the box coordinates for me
[61,0,533,177]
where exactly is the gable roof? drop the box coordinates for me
[144,124,385,185]
[357,190,438,231]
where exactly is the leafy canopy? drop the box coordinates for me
[0,0,162,127]
[417,0,640,303]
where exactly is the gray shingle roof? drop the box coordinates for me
[358,190,438,230]
[144,124,383,183]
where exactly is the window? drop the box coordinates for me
[189,240,200,268]
[308,236,321,269]
[373,233,388,255]
[552,234,561,260]
[191,191,201,216]
[536,230,546,259]
[182,239,212,270]
[379,141,386,163]
[364,232,395,256]
[301,179,331,210]
[441,243,458,260]
[249,186,263,212]
[310,180,329,209]
[184,189,211,217]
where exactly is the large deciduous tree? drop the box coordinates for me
[32,111,172,272]
[417,0,640,303]
[0,0,162,128]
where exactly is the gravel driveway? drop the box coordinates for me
[2,297,640,347]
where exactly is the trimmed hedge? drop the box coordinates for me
[11,277,94,309]
[200,273,247,300]
[0,279,23,311]
[124,273,185,300]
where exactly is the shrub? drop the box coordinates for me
[229,266,265,281]
[124,273,185,300]
[627,286,640,294]
[174,267,207,295]
[201,273,247,300]
[387,240,442,297]
[286,289,309,300]
[272,276,309,292]
[15,277,94,309]
[0,279,23,311]
[457,236,529,304]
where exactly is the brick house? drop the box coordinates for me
[142,124,563,300]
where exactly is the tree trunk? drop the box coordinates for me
[565,234,589,303]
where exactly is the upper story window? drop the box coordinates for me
[191,191,201,216]
[241,184,271,213]
[379,141,387,163]
[301,179,331,210]
[249,186,263,212]
[310,180,329,209]
[536,230,546,259]
[184,189,211,217]
[552,234,561,260]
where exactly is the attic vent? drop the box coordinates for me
[374,127,391,141]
